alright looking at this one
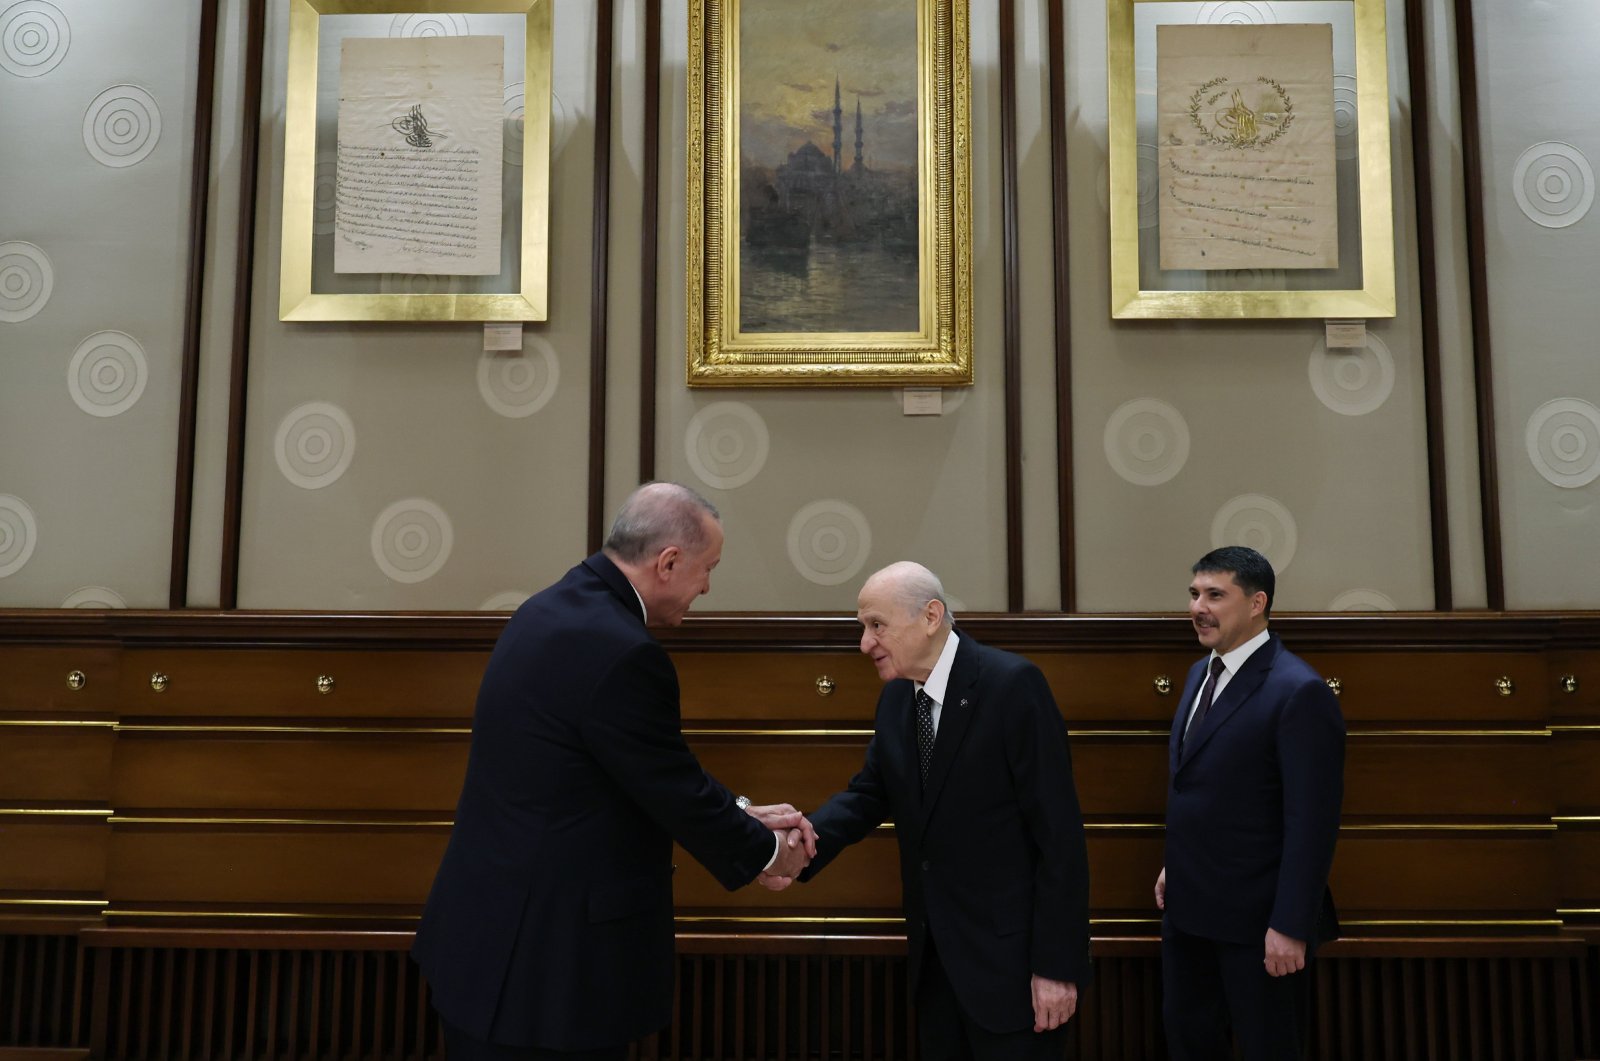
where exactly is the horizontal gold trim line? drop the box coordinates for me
[686,728,1552,740]
[108,816,453,828]
[1342,823,1556,832]
[685,728,874,738]
[1549,725,1600,732]
[105,909,420,921]
[0,808,113,817]
[677,915,904,924]
[0,898,109,907]
[114,724,469,735]
[1342,919,1563,927]
[1348,729,1550,739]
[1557,909,1600,915]
[1085,822,1165,831]
[1553,816,1600,823]
[0,719,116,728]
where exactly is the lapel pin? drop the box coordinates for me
[960,699,969,707]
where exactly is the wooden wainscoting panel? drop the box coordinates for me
[0,646,119,715]
[0,727,113,804]
[1553,730,1600,810]
[1295,651,1548,722]
[1555,822,1600,910]
[1331,833,1556,915]
[104,825,447,907]
[110,732,468,812]
[0,816,107,893]
[1343,736,1552,818]
[1031,651,1202,723]
[1548,649,1599,721]
[673,652,882,722]
[115,649,487,719]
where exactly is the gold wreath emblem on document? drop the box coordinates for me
[1186,76,1295,150]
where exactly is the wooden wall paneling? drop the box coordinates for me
[1402,0,1454,610]
[587,0,617,552]
[0,815,109,895]
[1450,0,1505,609]
[217,0,268,609]
[1341,735,1550,819]
[638,0,662,483]
[673,651,882,721]
[0,727,114,805]
[104,824,448,910]
[168,0,223,610]
[0,645,120,715]
[1556,822,1600,919]
[1291,650,1548,722]
[999,0,1024,611]
[110,731,467,813]
[1331,833,1555,919]
[0,933,87,1055]
[112,648,484,719]
[1045,0,1075,611]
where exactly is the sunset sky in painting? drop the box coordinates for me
[737,0,918,172]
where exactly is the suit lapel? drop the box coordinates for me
[1178,635,1281,768]
[917,634,978,834]
[1170,658,1206,774]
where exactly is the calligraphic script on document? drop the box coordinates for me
[335,36,503,275]
[1156,24,1337,271]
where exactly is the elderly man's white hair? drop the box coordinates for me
[866,561,955,627]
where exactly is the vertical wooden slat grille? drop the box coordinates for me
[0,933,86,1048]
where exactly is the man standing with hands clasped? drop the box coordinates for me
[766,561,1091,1061]
[1156,546,1345,1060]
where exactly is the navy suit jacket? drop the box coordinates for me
[801,634,1092,1033]
[412,553,775,1050]
[1164,633,1345,948]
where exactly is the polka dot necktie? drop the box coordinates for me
[914,688,936,786]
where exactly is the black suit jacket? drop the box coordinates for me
[412,553,775,1050]
[1164,633,1345,948]
[802,633,1092,1033]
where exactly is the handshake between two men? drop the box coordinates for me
[741,802,818,889]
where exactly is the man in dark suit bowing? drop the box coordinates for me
[414,482,814,1060]
[1156,546,1345,1060]
[774,561,1091,1061]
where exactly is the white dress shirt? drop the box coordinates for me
[1182,627,1271,737]
[913,630,961,735]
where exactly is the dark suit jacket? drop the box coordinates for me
[412,553,775,1051]
[801,633,1092,1033]
[1164,633,1345,949]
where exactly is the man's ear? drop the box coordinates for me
[925,599,946,632]
[1250,591,1268,618]
[655,545,681,579]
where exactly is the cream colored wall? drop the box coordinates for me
[2,0,1592,614]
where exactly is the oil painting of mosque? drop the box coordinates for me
[736,0,920,334]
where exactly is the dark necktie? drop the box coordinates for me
[1186,656,1226,744]
[914,688,936,785]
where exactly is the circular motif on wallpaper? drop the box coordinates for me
[371,498,453,584]
[1103,398,1190,486]
[1512,141,1594,229]
[0,494,38,578]
[1525,397,1600,488]
[389,13,469,37]
[1196,1,1276,24]
[379,273,460,295]
[0,1,69,78]
[1328,588,1397,612]
[503,84,574,166]
[1332,74,1359,161]
[478,338,559,418]
[313,157,337,234]
[83,84,161,168]
[1308,332,1394,416]
[478,590,530,611]
[67,331,147,417]
[1210,493,1297,573]
[0,240,53,322]
[61,585,127,608]
[685,402,770,490]
[274,401,356,489]
[787,499,872,587]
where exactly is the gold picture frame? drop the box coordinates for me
[278,0,551,322]
[1107,0,1396,319]
[686,0,973,386]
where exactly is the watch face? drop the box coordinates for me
[736,796,751,810]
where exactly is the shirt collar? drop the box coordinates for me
[915,630,961,705]
[1212,626,1271,676]
[625,580,647,624]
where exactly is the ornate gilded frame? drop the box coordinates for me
[686,0,973,386]
[278,0,551,322]
[1107,0,1396,319]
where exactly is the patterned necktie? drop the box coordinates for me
[1185,656,1227,744]
[914,688,936,785]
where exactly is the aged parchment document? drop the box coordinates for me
[1157,23,1336,271]
[334,35,503,275]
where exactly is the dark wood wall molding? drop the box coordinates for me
[638,0,662,484]
[168,0,222,609]
[1402,0,1454,611]
[587,1,618,553]
[1046,0,1076,612]
[999,0,1025,612]
[217,0,268,610]
[1451,0,1506,609]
